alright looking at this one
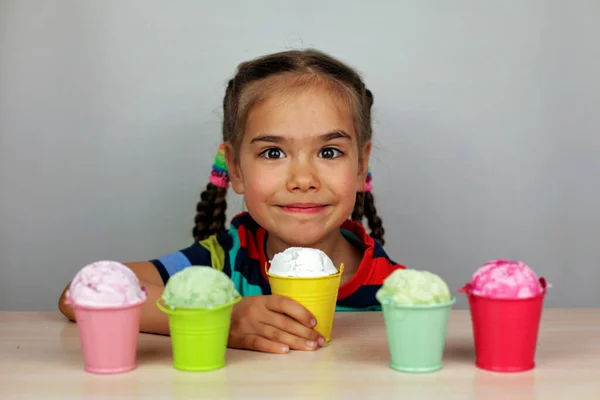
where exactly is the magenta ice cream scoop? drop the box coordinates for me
[468,259,546,299]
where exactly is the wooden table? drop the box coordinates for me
[1,309,598,399]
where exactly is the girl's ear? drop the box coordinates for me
[357,140,372,190]
[224,143,244,195]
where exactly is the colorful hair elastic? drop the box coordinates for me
[209,144,230,188]
[361,165,373,192]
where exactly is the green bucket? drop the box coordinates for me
[156,297,241,372]
[380,297,455,373]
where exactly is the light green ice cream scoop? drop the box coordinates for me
[161,266,240,309]
[376,269,452,305]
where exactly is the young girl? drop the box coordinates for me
[58,49,405,354]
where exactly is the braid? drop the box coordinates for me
[356,88,385,244]
[193,183,228,242]
[351,192,365,223]
[363,191,385,246]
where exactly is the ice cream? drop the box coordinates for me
[266,247,342,342]
[376,269,452,305]
[161,266,240,309]
[377,268,455,373]
[461,259,548,372]
[469,259,545,299]
[67,260,147,374]
[157,266,241,371]
[268,247,338,277]
[66,260,147,308]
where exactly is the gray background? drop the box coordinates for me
[1,0,598,311]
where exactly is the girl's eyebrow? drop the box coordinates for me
[250,130,352,144]
[321,130,352,141]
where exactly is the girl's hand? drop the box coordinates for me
[228,295,326,354]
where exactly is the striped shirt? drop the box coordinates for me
[150,213,404,311]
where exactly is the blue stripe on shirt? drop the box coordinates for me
[157,251,192,277]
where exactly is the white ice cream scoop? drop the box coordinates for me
[268,247,338,277]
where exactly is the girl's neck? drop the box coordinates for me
[265,230,362,285]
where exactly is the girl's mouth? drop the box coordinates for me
[278,203,328,214]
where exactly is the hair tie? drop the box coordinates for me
[361,165,372,192]
[210,144,230,188]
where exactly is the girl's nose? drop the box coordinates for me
[287,159,320,192]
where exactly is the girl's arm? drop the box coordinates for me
[57,262,170,335]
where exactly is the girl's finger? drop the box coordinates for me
[239,334,290,354]
[262,310,324,345]
[260,323,319,351]
[265,295,316,328]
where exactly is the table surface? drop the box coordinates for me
[1,309,598,399]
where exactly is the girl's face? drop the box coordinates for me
[226,85,371,247]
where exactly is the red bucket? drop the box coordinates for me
[459,278,547,372]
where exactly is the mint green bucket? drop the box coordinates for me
[380,297,455,373]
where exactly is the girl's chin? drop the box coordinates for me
[267,226,343,248]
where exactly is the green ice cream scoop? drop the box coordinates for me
[161,266,240,309]
[376,269,452,305]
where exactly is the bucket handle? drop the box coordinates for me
[156,299,172,314]
[458,283,471,294]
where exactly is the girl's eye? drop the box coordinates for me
[261,148,285,159]
[319,148,342,159]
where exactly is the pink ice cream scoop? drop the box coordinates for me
[66,261,147,307]
[469,259,546,299]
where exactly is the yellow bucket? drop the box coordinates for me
[265,263,344,342]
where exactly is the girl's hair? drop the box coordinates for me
[193,49,385,245]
